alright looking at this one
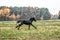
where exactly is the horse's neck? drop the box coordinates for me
[29,18,33,22]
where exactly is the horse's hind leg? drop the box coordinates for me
[16,23,20,28]
[31,24,37,29]
[17,23,23,30]
[16,24,19,28]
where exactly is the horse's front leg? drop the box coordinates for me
[28,25,30,30]
[31,24,37,29]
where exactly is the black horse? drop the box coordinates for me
[16,17,37,30]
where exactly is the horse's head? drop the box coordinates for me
[30,17,36,22]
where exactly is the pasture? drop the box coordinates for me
[0,20,60,40]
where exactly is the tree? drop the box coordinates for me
[0,6,51,20]
[0,6,10,21]
[43,8,51,20]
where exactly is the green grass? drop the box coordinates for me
[0,20,60,40]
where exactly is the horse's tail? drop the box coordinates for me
[17,20,20,23]
[17,20,23,23]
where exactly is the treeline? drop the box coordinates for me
[9,7,51,20]
[0,6,58,21]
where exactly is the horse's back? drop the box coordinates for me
[17,19,29,23]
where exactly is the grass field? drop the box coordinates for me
[0,20,60,40]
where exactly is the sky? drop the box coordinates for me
[0,0,60,15]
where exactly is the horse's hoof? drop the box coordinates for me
[28,29,30,30]
[35,28,37,29]
[17,28,19,30]
[16,26,18,28]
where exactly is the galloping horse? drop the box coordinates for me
[16,17,37,30]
